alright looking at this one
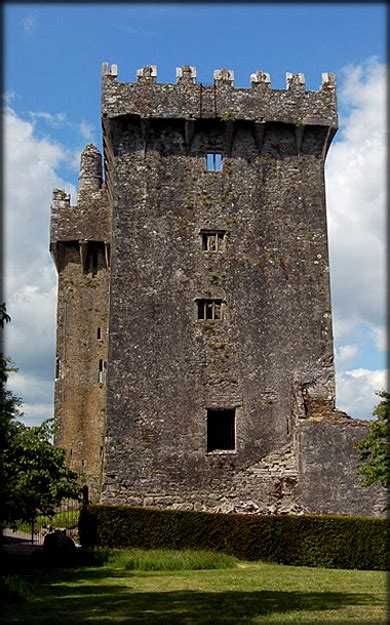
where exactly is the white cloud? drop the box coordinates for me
[68,148,83,171]
[79,120,95,142]
[337,369,388,420]
[7,371,54,426]
[8,370,54,405]
[326,58,386,357]
[2,90,20,105]
[23,15,37,33]
[335,344,359,367]
[17,404,53,428]
[29,111,67,127]
[3,105,76,425]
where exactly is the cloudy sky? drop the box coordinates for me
[3,3,386,424]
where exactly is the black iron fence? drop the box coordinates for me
[4,498,82,545]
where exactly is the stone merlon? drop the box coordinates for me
[101,63,338,128]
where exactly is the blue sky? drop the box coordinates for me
[3,2,387,423]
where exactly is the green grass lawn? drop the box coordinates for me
[0,548,387,624]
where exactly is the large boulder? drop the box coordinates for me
[43,528,77,564]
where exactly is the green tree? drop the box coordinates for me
[0,304,81,533]
[356,390,390,488]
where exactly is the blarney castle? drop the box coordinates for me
[50,63,385,516]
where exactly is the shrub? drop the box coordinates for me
[79,546,112,567]
[0,575,30,602]
[79,505,389,571]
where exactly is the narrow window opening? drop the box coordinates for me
[206,152,223,172]
[97,327,102,340]
[55,357,60,379]
[98,359,106,384]
[197,299,224,320]
[207,409,235,451]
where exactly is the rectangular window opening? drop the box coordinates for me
[206,152,223,172]
[97,327,102,340]
[55,357,60,379]
[196,299,224,320]
[201,231,226,252]
[207,408,235,452]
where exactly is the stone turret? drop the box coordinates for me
[78,144,103,200]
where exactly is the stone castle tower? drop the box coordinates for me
[50,64,385,516]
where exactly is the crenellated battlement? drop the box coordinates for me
[101,63,338,128]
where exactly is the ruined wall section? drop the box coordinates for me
[101,66,338,509]
[295,416,387,517]
[50,145,111,502]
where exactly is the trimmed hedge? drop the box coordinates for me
[78,505,389,571]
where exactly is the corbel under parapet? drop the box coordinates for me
[295,124,305,154]
[140,118,150,155]
[254,120,266,153]
[79,240,89,273]
[224,120,235,157]
[184,118,195,154]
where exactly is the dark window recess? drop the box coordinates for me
[97,327,102,340]
[98,359,106,384]
[206,152,223,172]
[91,249,99,276]
[197,299,223,320]
[207,409,235,451]
[201,231,226,252]
[55,357,60,379]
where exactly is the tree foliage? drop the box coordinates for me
[356,390,390,489]
[0,304,81,529]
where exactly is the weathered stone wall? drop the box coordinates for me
[295,416,386,517]
[101,66,340,510]
[50,64,385,517]
[50,147,111,502]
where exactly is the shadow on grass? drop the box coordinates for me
[0,566,383,625]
